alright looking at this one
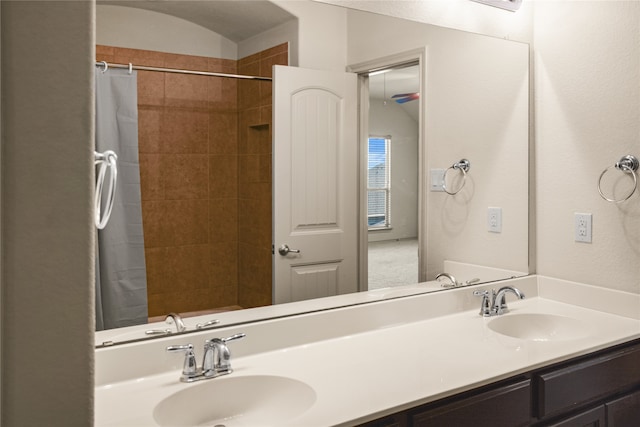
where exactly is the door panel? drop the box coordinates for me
[291,89,339,228]
[291,263,340,302]
[273,65,358,304]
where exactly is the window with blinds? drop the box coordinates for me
[367,136,391,230]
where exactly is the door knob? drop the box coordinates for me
[278,244,300,256]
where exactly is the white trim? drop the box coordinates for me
[356,74,369,292]
[349,48,427,290]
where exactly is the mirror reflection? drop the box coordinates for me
[366,64,420,289]
[94,0,529,345]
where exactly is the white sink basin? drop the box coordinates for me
[488,313,590,342]
[153,375,316,427]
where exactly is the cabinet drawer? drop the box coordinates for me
[535,344,640,418]
[411,379,531,427]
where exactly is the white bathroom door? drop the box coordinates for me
[273,65,358,304]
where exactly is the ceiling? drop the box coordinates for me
[97,0,296,42]
[368,64,420,122]
[97,1,419,120]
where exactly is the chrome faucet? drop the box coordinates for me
[165,312,187,333]
[436,272,458,288]
[167,333,245,383]
[144,312,187,336]
[202,334,245,378]
[473,286,525,316]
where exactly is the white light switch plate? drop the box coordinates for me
[430,169,445,192]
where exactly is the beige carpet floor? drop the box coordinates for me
[367,238,419,290]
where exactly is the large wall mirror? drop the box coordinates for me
[94,0,529,346]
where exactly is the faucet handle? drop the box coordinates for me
[203,333,246,378]
[222,333,246,343]
[204,334,247,357]
[166,344,198,382]
[195,319,220,329]
[204,333,245,349]
[473,289,494,317]
[145,328,172,335]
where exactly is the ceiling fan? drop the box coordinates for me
[391,93,419,104]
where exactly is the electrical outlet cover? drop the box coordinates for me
[488,207,502,233]
[574,213,592,243]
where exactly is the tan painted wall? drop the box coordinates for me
[317,0,534,44]
[1,1,94,425]
[97,5,238,59]
[347,10,530,279]
[274,0,347,71]
[534,1,640,293]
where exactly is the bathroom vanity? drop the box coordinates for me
[363,339,640,426]
[95,276,640,426]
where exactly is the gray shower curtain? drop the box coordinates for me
[95,67,148,330]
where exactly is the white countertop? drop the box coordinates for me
[95,276,640,426]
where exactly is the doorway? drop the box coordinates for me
[361,62,421,291]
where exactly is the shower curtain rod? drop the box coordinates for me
[95,61,273,81]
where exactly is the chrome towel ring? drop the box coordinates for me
[598,155,638,203]
[443,159,471,195]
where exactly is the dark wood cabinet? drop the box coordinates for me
[360,413,408,427]
[606,389,640,427]
[534,344,640,419]
[548,405,605,427]
[357,339,640,427]
[410,379,530,427]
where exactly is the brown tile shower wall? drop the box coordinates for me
[96,44,287,317]
[96,45,238,317]
[237,44,288,309]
